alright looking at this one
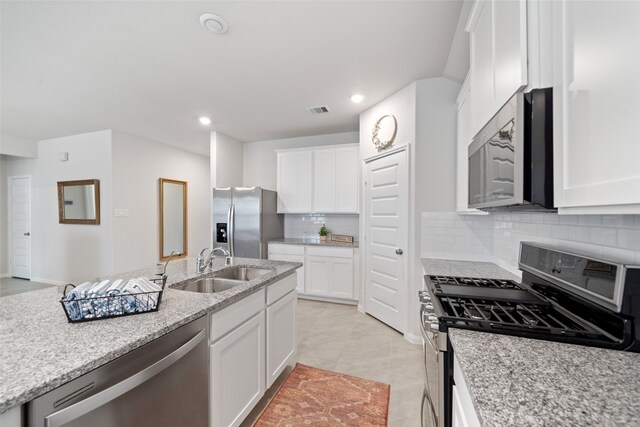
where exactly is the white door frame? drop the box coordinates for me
[362,145,410,334]
[8,175,32,279]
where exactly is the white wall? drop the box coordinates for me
[243,131,358,190]
[358,79,459,341]
[111,132,211,273]
[210,131,244,189]
[4,130,115,283]
[359,86,416,161]
[0,134,38,158]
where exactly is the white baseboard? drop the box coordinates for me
[404,332,423,345]
[297,294,358,306]
[30,277,68,286]
[0,273,10,278]
[357,304,364,314]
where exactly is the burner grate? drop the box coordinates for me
[439,295,601,338]
[428,275,520,289]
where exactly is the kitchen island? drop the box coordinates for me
[422,258,640,427]
[0,256,301,417]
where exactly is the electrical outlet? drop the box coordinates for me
[114,208,129,217]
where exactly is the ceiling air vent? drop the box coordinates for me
[306,105,330,115]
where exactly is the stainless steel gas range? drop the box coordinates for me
[419,242,640,427]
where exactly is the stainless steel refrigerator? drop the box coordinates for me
[212,187,283,259]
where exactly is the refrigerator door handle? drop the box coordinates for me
[228,203,235,257]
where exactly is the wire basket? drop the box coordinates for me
[60,275,167,323]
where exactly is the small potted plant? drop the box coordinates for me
[318,224,329,241]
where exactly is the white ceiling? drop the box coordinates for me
[1,1,464,156]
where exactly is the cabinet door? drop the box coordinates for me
[296,151,313,212]
[493,0,527,110]
[277,152,297,213]
[469,0,494,135]
[210,312,266,427]
[331,258,354,299]
[305,255,331,296]
[553,0,640,213]
[468,0,527,135]
[266,291,297,388]
[277,151,313,213]
[452,385,468,427]
[267,253,305,294]
[313,148,336,212]
[335,146,360,213]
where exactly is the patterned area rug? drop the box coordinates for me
[254,363,390,426]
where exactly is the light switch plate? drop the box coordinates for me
[114,208,129,217]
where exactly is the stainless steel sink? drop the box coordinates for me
[171,266,273,294]
[214,267,272,281]
[173,277,244,294]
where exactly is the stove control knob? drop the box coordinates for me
[428,323,440,333]
[427,314,438,323]
[423,303,434,311]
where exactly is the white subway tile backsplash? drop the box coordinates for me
[284,214,359,240]
[422,211,640,269]
[617,229,640,251]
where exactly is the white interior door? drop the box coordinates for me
[9,176,32,279]
[364,149,408,333]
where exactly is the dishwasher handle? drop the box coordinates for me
[45,329,206,427]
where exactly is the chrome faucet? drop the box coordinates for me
[160,250,181,277]
[212,247,232,266]
[212,247,230,257]
[197,247,231,273]
[196,248,212,273]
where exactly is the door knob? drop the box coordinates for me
[396,248,403,255]
[24,232,30,236]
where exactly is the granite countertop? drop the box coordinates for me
[449,329,640,426]
[0,257,301,414]
[269,237,359,248]
[422,258,640,426]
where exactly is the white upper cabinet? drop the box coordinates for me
[552,0,640,214]
[333,146,360,213]
[312,148,337,212]
[277,150,312,213]
[456,74,486,215]
[467,0,527,136]
[277,144,359,214]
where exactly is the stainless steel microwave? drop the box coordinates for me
[468,88,555,211]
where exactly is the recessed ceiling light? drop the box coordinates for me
[350,94,364,104]
[199,13,228,34]
[199,116,212,125]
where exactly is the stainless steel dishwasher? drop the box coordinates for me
[29,316,208,427]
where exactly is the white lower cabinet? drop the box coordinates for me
[209,289,267,427]
[210,312,265,427]
[268,244,305,294]
[268,243,358,303]
[209,274,299,427]
[266,290,297,388]
[305,247,355,300]
[452,354,481,427]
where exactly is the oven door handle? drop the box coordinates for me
[45,330,206,427]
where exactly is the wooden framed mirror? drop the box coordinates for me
[159,178,188,261]
[57,179,101,224]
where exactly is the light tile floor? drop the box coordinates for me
[0,277,54,297]
[242,298,424,426]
